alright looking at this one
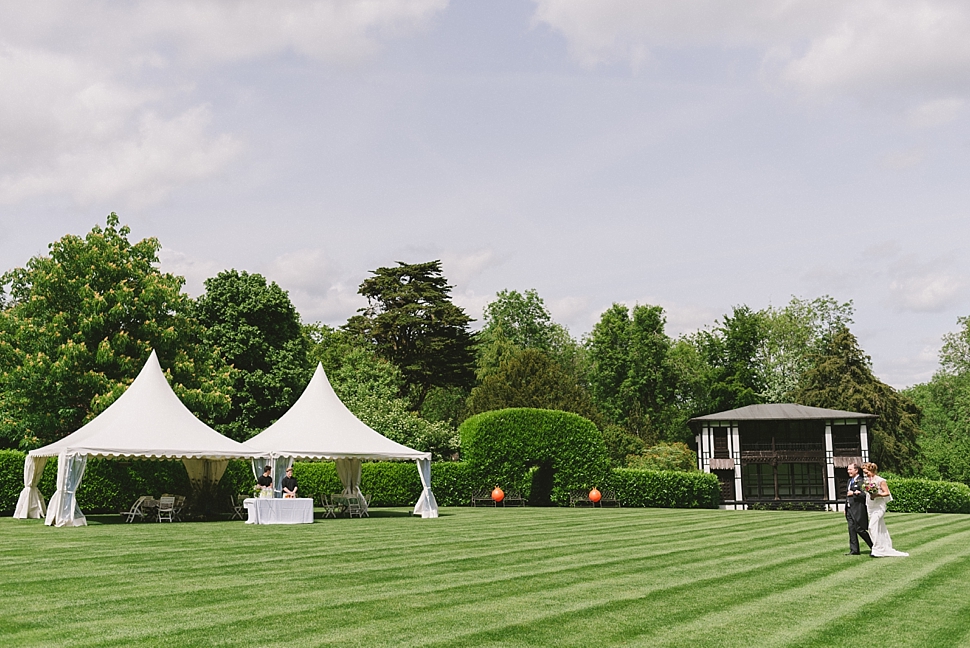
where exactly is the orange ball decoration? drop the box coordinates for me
[588,488,602,503]
[491,487,505,503]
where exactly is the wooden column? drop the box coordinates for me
[824,421,836,511]
[731,422,743,507]
[860,421,870,462]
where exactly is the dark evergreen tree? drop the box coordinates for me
[345,260,475,409]
[796,326,921,475]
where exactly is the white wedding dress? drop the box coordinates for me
[867,476,909,557]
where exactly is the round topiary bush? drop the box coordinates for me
[459,408,609,506]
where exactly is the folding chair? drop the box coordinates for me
[121,496,149,523]
[319,494,337,519]
[346,496,365,519]
[173,495,186,521]
[157,496,176,522]
[229,495,246,521]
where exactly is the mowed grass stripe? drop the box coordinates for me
[2,509,969,647]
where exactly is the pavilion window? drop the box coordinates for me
[832,423,862,456]
[713,429,729,458]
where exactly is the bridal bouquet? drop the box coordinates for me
[863,480,881,497]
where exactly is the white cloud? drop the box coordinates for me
[908,98,965,128]
[157,248,223,296]
[533,0,970,103]
[878,146,926,170]
[267,249,366,324]
[0,1,449,207]
[888,266,967,313]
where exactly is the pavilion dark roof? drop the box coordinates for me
[688,403,876,425]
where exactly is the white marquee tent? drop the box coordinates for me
[13,351,261,526]
[246,363,438,518]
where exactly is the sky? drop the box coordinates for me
[2,1,969,389]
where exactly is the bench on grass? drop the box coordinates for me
[471,489,497,506]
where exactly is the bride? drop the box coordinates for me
[862,462,909,557]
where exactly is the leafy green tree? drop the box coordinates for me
[586,303,674,441]
[758,296,854,402]
[696,305,767,413]
[345,261,475,410]
[308,325,458,459]
[940,316,970,375]
[626,442,698,472]
[906,374,970,484]
[194,270,313,441]
[466,348,599,422]
[795,326,920,474]
[600,424,647,468]
[0,214,231,449]
[476,289,582,378]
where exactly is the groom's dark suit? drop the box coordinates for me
[846,474,873,554]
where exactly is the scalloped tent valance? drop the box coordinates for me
[14,350,259,526]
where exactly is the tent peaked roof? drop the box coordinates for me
[246,363,430,461]
[29,351,259,460]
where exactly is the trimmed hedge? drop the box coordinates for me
[886,477,970,514]
[292,461,474,508]
[0,451,248,514]
[460,408,610,506]
[609,468,721,509]
[2,450,733,513]
[0,450,24,512]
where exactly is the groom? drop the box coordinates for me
[845,462,873,555]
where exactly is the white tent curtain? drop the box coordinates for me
[13,455,49,519]
[335,458,363,498]
[251,457,272,481]
[44,453,88,527]
[249,456,292,497]
[182,458,230,489]
[273,456,292,497]
[412,457,439,519]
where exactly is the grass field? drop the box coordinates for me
[2,507,970,647]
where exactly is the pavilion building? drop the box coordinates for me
[689,404,875,511]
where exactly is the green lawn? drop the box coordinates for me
[2,507,969,647]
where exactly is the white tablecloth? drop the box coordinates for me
[243,498,314,524]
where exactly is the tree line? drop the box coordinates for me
[0,215,963,482]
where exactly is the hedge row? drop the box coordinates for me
[608,468,721,509]
[460,408,610,505]
[292,461,472,507]
[886,477,970,514]
[3,449,719,512]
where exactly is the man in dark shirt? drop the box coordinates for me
[281,466,298,498]
[257,465,273,496]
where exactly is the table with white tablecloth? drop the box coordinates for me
[243,497,314,524]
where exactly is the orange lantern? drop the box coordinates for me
[491,487,505,503]
[588,488,602,504]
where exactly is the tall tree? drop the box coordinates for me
[194,270,313,441]
[758,296,855,402]
[698,305,767,413]
[476,288,584,380]
[466,347,599,422]
[307,325,458,459]
[905,316,970,484]
[345,260,475,410]
[0,214,231,449]
[586,303,675,442]
[796,326,920,475]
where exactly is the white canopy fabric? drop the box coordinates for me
[14,350,260,526]
[246,363,438,518]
